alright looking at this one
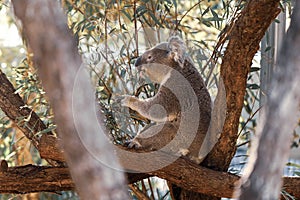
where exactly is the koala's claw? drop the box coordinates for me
[112,95,125,104]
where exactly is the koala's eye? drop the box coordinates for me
[147,55,153,61]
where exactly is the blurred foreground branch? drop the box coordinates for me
[12,0,129,199]
[237,1,300,199]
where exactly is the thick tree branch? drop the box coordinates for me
[0,70,45,148]
[203,0,281,171]
[0,164,299,199]
[0,70,64,163]
[0,165,74,193]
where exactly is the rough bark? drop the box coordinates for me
[194,0,280,199]
[0,69,64,164]
[203,0,280,171]
[237,1,300,199]
[0,69,46,149]
[0,165,74,193]
[39,134,65,162]
[12,0,129,199]
[0,164,299,199]
[202,0,281,171]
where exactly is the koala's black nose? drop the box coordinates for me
[134,56,142,67]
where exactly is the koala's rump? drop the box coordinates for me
[134,121,179,152]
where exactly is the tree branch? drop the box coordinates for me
[203,0,281,171]
[0,70,44,148]
[0,163,299,199]
[0,70,64,164]
[0,165,74,193]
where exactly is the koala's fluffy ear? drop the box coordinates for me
[167,36,187,68]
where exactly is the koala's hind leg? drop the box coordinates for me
[127,122,179,152]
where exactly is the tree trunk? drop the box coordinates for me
[237,1,300,199]
[203,0,280,172]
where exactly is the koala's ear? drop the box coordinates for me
[167,36,186,68]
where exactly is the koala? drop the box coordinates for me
[121,36,212,161]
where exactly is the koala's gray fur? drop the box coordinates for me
[122,36,212,161]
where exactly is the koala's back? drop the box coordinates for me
[183,60,212,158]
[182,60,211,127]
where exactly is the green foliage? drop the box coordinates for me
[64,0,242,147]
[63,0,259,197]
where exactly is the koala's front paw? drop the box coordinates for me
[120,95,139,109]
[120,95,131,107]
[112,95,133,107]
